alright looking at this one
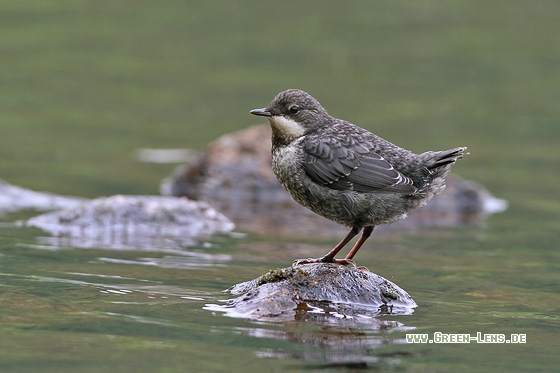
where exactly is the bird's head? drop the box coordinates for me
[250,89,329,143]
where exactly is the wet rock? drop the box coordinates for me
[163,124,507,237]
[210,263,416,322]
[0,179,85,215]
[26,195,234,250]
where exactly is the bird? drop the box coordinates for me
[250,89,467,266]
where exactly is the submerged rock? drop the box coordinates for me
[26,195,234,250]
[209,263,417,322]
[163,124,507,237]
[0,179,85,215]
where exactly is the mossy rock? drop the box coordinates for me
[220,263,417,322]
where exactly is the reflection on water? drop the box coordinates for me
[101,312,186,328]
[236,322,414,366]
[26,234,201,251]
[1,221,558,372]
[205,299,417,368]
[67,272,160,283]
[18,235,233,269]
[205,300,414,323]
[2,199,559,373]
[97,253,231,269]
[0,270,214,304]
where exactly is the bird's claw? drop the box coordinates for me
[292,258,320,266]
[292,257,358,267]
[332,258,357,267]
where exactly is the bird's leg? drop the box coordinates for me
[293,226,361,266]
[320,226,362,263]
[345,225,374,260]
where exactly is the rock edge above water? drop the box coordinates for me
[0,179,85,214]
[26,195,234,249]
[210,263,417,322]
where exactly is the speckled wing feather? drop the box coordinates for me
[302,134,417,194]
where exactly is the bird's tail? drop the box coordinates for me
[426,147,468,174]
[417,146,468,194]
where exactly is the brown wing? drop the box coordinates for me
[302,135,416,194]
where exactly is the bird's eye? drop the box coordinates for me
[289,105,299,114]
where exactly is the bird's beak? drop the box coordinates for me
[250,108,272,117]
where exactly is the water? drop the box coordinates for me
[1,208,557,372]
[1,1,559,372]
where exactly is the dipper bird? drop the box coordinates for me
[250,89,467,265]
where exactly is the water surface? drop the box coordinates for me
[1,208,557,372]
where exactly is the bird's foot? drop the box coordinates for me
[292,257,357,267]
[332,258,357,267]
[292,257,321,266]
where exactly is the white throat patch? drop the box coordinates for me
[268,115,306,139]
